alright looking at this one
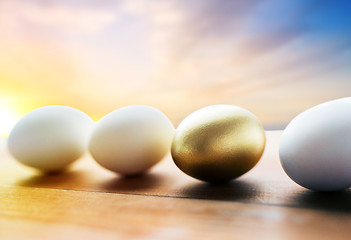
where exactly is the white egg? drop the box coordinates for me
[89,105,175,176]
[7,106,94,172]
[279,97,351,191]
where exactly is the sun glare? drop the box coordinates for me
[0,103,21,138]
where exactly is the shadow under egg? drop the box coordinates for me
[292,189,351,213]
[15,170,89,189]
[180,179,261,202]
[98,172,167,192]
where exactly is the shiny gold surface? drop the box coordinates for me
[171,105,266,182]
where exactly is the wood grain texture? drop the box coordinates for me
[0,131,350,239]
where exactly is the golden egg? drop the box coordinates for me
[171,105,266,183]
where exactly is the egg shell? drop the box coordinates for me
[171,104,266,183]
[88,105,175,176]
[279,97,351,191]
[7,105,94,172]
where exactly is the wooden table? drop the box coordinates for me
[0,131,350,240]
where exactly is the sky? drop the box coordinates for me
[0,0,350,136]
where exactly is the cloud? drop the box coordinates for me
[0,0,117,34]
[1,0,351,128]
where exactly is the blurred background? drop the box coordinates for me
[0,0,350,137]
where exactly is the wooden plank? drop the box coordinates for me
[1,131,350,213]
[0,131,351,239]
[0,186,351,240]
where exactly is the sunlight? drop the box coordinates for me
[0,103,21,138]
